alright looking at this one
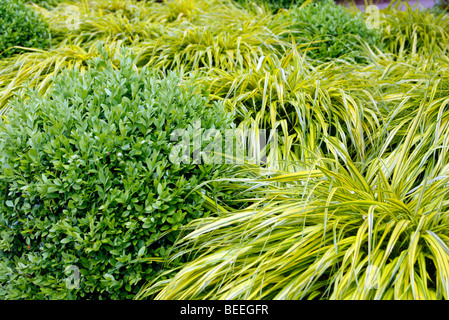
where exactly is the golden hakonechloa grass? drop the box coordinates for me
[137,85,449,299]
[379,0,449,57]
[2,0,449,300]
[133,1,449,300]
[0,0,290,113]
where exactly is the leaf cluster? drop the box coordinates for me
[0,0,51,58]
[0,46,232,299]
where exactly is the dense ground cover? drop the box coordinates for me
[0,0,51,58]
[1,0,449,300]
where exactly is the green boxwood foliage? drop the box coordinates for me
[289,1,381,61]
[0,47,232,299]
[0,0,51,58]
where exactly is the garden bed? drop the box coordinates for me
[1,0,449,300]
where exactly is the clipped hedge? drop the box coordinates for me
[0,0,51,58]
[0,46,232,299]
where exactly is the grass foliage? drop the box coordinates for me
[2,0,449,300]
[288,0,381,61]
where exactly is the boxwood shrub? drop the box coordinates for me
[0,47,232,299]
[0,0,51,58]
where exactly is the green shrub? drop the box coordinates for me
[0,46,232,299]
[288,1,381,61]
[0,0,51,58]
